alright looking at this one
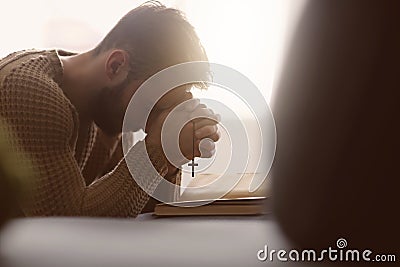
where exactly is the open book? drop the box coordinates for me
[154,173,271,216]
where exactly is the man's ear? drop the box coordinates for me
[105,50,130,84]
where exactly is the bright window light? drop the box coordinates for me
[1,0,305,102]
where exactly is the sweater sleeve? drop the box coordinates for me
[81,126,121,185]
[0,61,169,217]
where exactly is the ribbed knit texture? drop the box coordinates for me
[0,49,179,217]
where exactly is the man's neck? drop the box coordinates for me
[59,50,105,122]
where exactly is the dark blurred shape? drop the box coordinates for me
[272,0,399,252]
[0,122,30,228]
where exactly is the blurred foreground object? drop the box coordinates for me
[0,122,31,228]
[272,0,399,251]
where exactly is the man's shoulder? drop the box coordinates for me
[0,50,77,141]
[0,49,48,80]
[1,49,71,108]
[1,49,62,84]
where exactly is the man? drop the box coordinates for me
[0,2,219,217]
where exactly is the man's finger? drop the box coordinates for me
[196,131,220,143]
[203,131,220,142]
[195,139,215,158]
[195,125,218,139]
[198,149,214,158]
[192,111,220,124]
[190,107,215,119]
[196,103,207,109]
[199,138,215,150]
[193,116,219,129]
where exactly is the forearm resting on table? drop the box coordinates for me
[94,135,182,214]
[141,168,181,213]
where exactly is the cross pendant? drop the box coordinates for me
[188,160,198,177]
[187,121,198,177]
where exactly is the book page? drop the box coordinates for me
[178,173,271,201]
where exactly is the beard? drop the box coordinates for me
[92,78,132,136]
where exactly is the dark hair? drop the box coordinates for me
[94,1,208,85]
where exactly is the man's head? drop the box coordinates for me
[91,1,208,135]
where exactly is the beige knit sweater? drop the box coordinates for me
[0,49,180,217]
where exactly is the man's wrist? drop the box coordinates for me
[166,163,179,177]
[143,139,168,176]
[144,137,179,178]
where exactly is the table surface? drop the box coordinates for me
[0,213,310,267]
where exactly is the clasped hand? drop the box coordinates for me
[146,98,220,173]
